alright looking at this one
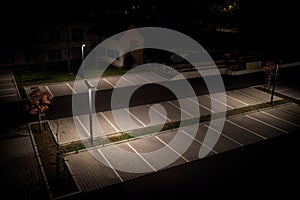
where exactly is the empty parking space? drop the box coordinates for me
[65,103,300,193]
[65,150,122,192]
[213,120,265,145]
[0,71,21,104]
[249,112,298,133]
[129,136,187,170]
[46,83,72,97]
[237,87,281,102]
[226,91,260,106]
[278,104,300,116]
[228,114,284,139]
[98,143,154,180]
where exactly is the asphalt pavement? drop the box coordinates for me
[1,65,300,200]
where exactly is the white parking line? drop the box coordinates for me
[277,107,300,117]
[0,88,14,91]
[226,93,249,106]
[126,143,157,172]
[204,124,244,146]
[180,130,218,154]
[97,149,124,182]
[205,95,234,109]
[45,85,54,97]
[103,78,115,88]
[261,111,300,128]
[155,136,189,162]
[187,98,215,113]
[246,115,288,133]
[124,108,147,127]
[0,93,17,98]
[277,87,298,91]
[121,77,135,85]
[147,104,171,122]
[85,80,98,91]
[99,112,120,133]
[66,83,77,94]
[75,116,90,136]
[234,90,262,102]
[226,119,267,139]
[168,101,194,117]
[135,74,151,83]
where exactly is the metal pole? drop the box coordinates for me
[88,87,93,145]
[81,44,85,78]
[270,64,279,105]
[85,80,95,146]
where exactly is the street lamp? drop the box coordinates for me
[85,80,96,146]
[81,44,86,78]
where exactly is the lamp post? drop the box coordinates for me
[81,44,86,78]
[85,80,96,146]
[270,64,279,105]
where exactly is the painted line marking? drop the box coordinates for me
[99,112,120,133]
[226,119,267,139]
[150,72,167,81]
[246,115,288,133]
[127,143,157,172]
[124,108,147,127]
[234,89,263,102]
[226,93,249,106]
[277,107,300,117]
[204,124,244,146]
[45,85,54,97]
[97,149,124,182]
[187,97,215,113]
[0,93,17,97]
[121,76,135,85]
[66,83,77,94]
[103,78,115,88]
[180,130,218,154]
[155,136,189,162]
[75,116,90,136]
[261,111,300,128]
[0,88,14,91]
[135,74,151,83]
[277,87,299,91]
[147,104,171,122]
[205,94,234,109]
[168,101,194,117]
[85,80,98,91]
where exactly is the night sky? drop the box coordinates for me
[1,0,299,51]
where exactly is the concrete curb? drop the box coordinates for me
[27,122,54,200]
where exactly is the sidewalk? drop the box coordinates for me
[0,124,49,199]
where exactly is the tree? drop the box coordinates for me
[25,87,52,132]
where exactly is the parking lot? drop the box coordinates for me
[48,86,281,145]
[64,103,300,192]
[0,71,21,104]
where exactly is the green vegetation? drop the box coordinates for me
[30,122,78,198]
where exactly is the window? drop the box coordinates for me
[48,29,60,42]
[48,49,61,60]
[71,28,84,41]
[71,47,81,60]
[25,50,38,62]
[0,50,15,64]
